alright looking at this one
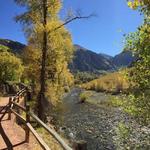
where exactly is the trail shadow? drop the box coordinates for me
[0,105,10,122]
[0,141,26,150]
[0,103,26,150]
[0,122,26,150]
[0,118,9,122]
[0,123,13,150]
[0,106,7,112]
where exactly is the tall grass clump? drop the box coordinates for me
[82,71,129,94]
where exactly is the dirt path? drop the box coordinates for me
[0,97,42,150]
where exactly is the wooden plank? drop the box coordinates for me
[0,104,9,113]
[10,109,26,123]
[0,104,10,121]
[11,101,26,111]
[25,104,30,142]
[8,97,12,120]
[29,112,73,150]
[18,89,26,96]
[14,89,25,97]
[17,88,26,95]
[12,88,26,100]
[5,86,72,150]
[26,123,51,150]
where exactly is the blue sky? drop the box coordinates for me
[0,0,143,56]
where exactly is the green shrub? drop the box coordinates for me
[74,72,99,84]
[79,93,88,102]
[111,97,124,107]
[113,122,150,150]
[79,91,92,103]
[0,49,24,83]
[113,122,131,150]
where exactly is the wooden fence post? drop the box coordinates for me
[72,140,87,150]
[24,87,31,108]
[27,88,31,102]
[25,104,30,143]
[8,97,12,120]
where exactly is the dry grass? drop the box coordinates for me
[82,71,129,93]
[36,127,64,150]
[79,91,93,102]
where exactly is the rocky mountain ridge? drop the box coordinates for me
[0,39,135,73]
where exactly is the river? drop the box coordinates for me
[53,88,132,150]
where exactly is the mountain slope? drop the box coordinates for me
[99,53,113,61]
[69,45,116,73]
[0,39,135,73]
[113,51,135,68]
[0,39,26,54]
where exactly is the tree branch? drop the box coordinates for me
[48,14,95,35]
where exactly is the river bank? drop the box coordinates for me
[51,88,132,150]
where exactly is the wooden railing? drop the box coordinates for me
[1,87,73,150]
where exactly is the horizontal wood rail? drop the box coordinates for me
[29,112,72,150]
[0,103,9,113]
[26,123,51,150]
[11,101,26,111]
[0,104,11,121]
[10,108,26,123]
[7,87,73,150]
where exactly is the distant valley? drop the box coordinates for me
[0,39,135,74]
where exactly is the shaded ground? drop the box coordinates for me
[54,88,134,150]
[0,97,42,150]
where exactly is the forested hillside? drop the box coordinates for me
[0,39,135,74]
[0,39,25,54]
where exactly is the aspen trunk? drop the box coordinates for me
[38,0,48,121]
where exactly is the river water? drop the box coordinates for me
[53,88,131,150]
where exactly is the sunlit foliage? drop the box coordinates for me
[128,0,150,15]
[0,45,24,83]
[82,71,129,94]
[15,0,74,107]
[125,0,150,124]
